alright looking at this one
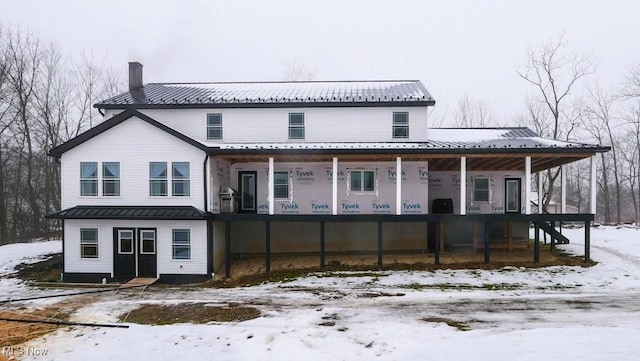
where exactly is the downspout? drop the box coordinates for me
[97,108,105,117]
[203,154,209,212]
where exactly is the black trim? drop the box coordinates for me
[504,178,522,214]
[96,101,436,110]
[237,171,257,213]
[48,109,208,158]
[63,272,112,283]
[158,273,210,284]
[207,219,213,276]
[61,220,66,274]
[48,206,209,220]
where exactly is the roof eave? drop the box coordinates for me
[94,100,436,110]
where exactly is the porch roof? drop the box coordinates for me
[48,206,209,220]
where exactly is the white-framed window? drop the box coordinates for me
[149,162,168,196]
[80,162,98,196]
[274,171,289,199]
[350,170,375,192]
[102,162,120,196]
[474,177,490,202]
[172,162,190,197]
[207,113,222,140]
[139,229,156,254]
[80,228,98,258]
[393,112,409,138]
[118,229,134,254]
[289,112,305,139]
[172,229,191,260]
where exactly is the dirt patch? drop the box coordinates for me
[421,317,472,331]
[121,303,260,325]
[13,253,62,283]
[0,307,69,347]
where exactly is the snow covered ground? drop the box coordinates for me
[1,227,639,360]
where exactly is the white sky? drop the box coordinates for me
[2,0,639,123]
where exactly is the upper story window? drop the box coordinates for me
[149,162,168,196]
[207,113,222,140]
[172,162,190,197]
[289,113,305,139]
[393,112,409,138]
[273,171,289,199]
[80,228,98,258]
[80,162,98,196]
[350,170,375,192]
[474,178,490,202]
[102,162,120,196]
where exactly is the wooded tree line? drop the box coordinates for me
[1,25,639,244]
[0,24,123,244]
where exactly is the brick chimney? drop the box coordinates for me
[128,62,143,91]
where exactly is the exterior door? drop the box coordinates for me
[238,171,257,213]
[505,178,522,214]
[137,228,157,277]
[113,228,136,280]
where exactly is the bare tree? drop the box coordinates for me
[282,58,316,81]
[517,32,594,213]
[453,94,494,127]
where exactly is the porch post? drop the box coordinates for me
[538,172,543,214]
[225,220,231,278]
[265,221,271,273]
[561,165,567,214]
[484,221,490,264]
[396,156,402,215]
[585,220,591,262]
[460,157,466,215]
[332,157,338,216]
[377,221,383,267]
[320,221,325,269]
[268,157,275,215]
[590,156,597,214]
[534,221,540,263]
[525,156,531,215]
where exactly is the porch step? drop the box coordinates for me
[121,277,158,288]
[537,222,570,244]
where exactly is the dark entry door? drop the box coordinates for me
[138,229,157,277]
[238,171,257,213]
[505,178,522,214]
[113,228,136,280]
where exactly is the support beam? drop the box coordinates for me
[561,165,567,214]
[434,222,440,265]
[268,157,274,215]
[534,222,540,263]
[484,221,490,264]
[525,156,531,215]
[265,221,271,273]
[225,221,231,278]
[332,157,338,215]
[377,221,383,267]
[538,172,543,214]
[590,156,597,214]
[460,157,466,215]
[550,220,555,251]
[320,221,325,269]
[396,156,402,215]
[585,220,591,262]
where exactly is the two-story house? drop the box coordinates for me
[49,62,608,283]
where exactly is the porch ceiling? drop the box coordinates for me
[218,153,594,172]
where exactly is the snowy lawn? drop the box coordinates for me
[1,227,639,360]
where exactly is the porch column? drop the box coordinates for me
[268,157,274,215]
[590,156,597,214]
[332,157,338,215]
[525,156,531,215]
[460,157,466,215]
[538,172,543,214]
[396,156,402,215]
[561,165,567,214]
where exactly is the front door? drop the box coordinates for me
[238,171,257,213]
[113,228,136,280]
[505,178,522,214]
[137,228,157,277]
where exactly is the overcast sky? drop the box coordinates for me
[2,0,639,123]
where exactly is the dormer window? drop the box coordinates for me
[207,113,222,140]
[289,113,305,139]
[393,112,409,138]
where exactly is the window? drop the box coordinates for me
[118,230,134,254]
[140,229,156,254]
[274,171,289,199]
[80,162,98,196]
[172,229,190,260]
[149,162,167,196]
[350,170,375,192]
[102,162,120,196]
[474,178,490,202]
[80,228,98,258]
[207,113,222,140]
[172,162,190,197]
[289,113,305,139]
[393,112,409,138]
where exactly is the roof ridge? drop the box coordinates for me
[148,80,422,85]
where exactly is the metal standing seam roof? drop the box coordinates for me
[95,80,435,108]
[48,206,209,220]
